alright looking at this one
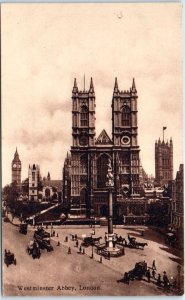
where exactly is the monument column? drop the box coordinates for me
[106,159,114,249]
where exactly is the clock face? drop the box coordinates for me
[13,163,17,168]
[79,136,88,146]
[121,136,130,146]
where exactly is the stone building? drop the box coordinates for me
[11,148,21,190]
[63,77,143,219]
[28,164,41,201]
[155,138,173,186]
[42,172,63,202]
[171,164,184,246]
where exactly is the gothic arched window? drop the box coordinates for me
[121,106,130,126]
[97,154,109,188]
[80,155,87,174]
[80,106,88,126]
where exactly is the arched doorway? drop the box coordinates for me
[100,204,108,217]
[80,188,88,216]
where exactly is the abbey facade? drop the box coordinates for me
[63,77,144,219]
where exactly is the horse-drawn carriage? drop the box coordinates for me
[27,240,41,258]
[127,235,148,249]
[19,223,28,235]
[4,250,16,267]
[34,227,53,252]
[82,236,102,247]
[128,261,147,280]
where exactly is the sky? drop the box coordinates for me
[2,3,183,187]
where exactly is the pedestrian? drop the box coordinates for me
[163,271,169,289]
[76,240,79,247]
[123,272,130,285]
[75,234,77,240]
[65,236,68,242]
[152,269,156,279]
[57,241,60,246]
[79,246,82,253]
[157,274,162,286]
[53,230,55,236]
[82,248,85,255]
[72,235,74,241]
[146,268,151,283]
[152,260,156,270]
[108,252,111,260]
[68,247,71,254]
[122,246,125,256]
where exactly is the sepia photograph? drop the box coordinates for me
[1,2,184,296]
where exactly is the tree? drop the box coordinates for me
[22,178,29,194]
[3,182,20,211]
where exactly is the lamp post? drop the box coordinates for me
[50,222,53,236]
[91,244,94,259]
[94,217,96,235]
[177,265,181,294]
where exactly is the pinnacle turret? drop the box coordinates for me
[114,77,119,92]
[132,78,137,92]
[89,77,94,92]
[72,78,78,93]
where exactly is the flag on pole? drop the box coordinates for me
[163,127,167,130]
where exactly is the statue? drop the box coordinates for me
[106,158,114,187]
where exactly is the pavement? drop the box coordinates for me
[2,215,183,296]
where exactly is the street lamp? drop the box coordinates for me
[91,244,94,259]
[177,265,181,294]
[94,217,96,235]
[50,222,53,236]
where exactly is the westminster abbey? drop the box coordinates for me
[63,77,144,218]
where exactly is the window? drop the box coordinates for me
[97,154,109,188]
[32,172,35,181]
[121,106,130,126]
[80,155,87,174]
[80,106,88,126]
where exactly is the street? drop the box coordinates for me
[2,221,182,296]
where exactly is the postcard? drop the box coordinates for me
[1,3,183,296]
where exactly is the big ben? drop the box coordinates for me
[12,148,21,190]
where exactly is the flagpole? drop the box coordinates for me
[163,127,167,141]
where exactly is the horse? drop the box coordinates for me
[135,242,148,249]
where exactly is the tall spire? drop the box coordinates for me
[132,78,137,92]
[89,77,94,92]
[114,77,119,92]
[13,147,20,161]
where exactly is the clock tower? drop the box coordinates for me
[12,148,21,190]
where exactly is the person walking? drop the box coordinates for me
[76,240,79,247]
[68,247,71,254]
[152,269,156,279]
[157,274,162,286]
[152,260,156,270]
[146,268,151,283]
[163,271,169,289]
